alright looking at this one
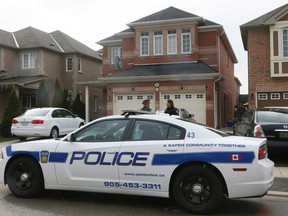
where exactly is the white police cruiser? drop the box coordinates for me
[0,110,274,214]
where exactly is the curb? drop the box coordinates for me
[267,190,288,197]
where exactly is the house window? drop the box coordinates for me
[111,47,122,68]
[154,31,163,55]
[140,32,149,56]
[284,93,288,99]
[181,29,191,53]
[164,95,170,100]
[22,53,36,69]
[197,94,204,99]
[137,95,143,100]
[174,95,181,99]
[271,93,280,100]
[21,95,36,109]
[147,95,153,100]
[78,58,82,72]
[117,96,123,100]
[258,93,267,100]
[66,57,72,71]
[127,96,133,100]
[167,30,177,54]
[283,29,288,57]
[185,94,192,99]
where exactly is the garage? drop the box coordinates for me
[160,92,206,124]
[113,93,155,114]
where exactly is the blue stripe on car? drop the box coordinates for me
[152,152,255,165]
[6,146,68,163]
[49,152,68,163]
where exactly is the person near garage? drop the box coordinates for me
[141,99,152,111]
[164,99,179,116]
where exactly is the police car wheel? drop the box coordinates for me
[172,165,223,214]
[50,127,59,139]
[6,157,44,198]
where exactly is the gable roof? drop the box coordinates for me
[0,27,101,60]
[98,6,220,45]
[240,3,288,50]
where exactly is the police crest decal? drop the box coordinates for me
[40,151,49,163]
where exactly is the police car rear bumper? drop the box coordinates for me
[225,158,274,199]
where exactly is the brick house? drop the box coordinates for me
[94,7,238,128]
[240,3,288,108]
[0,27,103,123]
[87,7,239,127]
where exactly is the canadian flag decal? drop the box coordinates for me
[230,154,241,161]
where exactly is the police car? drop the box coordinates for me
[0,111,274,214]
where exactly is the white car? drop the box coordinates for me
[11,107,85,141]
[0,111,274,214]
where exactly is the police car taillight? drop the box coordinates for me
[254,125,265,138]
[258,144,268,160]
[12,119,18,124]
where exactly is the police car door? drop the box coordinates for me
[118,119,185,192]
[55,119,129,188]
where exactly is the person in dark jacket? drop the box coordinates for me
[141,99,151,111]
[164,99,179,116]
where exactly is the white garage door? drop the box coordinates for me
[113,93,155,114]
[160,92,206,124]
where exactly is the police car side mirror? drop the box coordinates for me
[66,133,76,142]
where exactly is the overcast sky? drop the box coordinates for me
[1,0,288,94]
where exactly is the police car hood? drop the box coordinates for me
[4,138,60,156]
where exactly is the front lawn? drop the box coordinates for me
[0,136,17,143]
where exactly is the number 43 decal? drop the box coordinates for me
[187,132,195,138]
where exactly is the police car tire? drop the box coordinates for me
[50,127,59,139]
[172,165,223,214]
[7,157,44,198]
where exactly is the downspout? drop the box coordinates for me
[215,30,225,128]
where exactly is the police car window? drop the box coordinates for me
[131,120,182,140]
[75,119,129,142]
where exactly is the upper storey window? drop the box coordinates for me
[22,53,36,69]
[167,30,177,54]
[111,47,122,68]
[181,29,191,53]
[140,32,149,56]
[154,31,163,55]
[270,24,288,77]
[66,57,72,71]
[283,29,288,57]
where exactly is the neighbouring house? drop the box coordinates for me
[240,3,288,108]
[0,27,104,123]
[89,6,238,128]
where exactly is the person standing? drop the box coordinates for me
[164,99,179,116]
[140,99,151,111]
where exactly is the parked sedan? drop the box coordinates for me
[1,110,274,214]
[233,107,288,147]
[11,107,85,141]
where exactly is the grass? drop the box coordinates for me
[0,136,17,143]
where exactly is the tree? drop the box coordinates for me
[71,94,85,119]
[0,87,22,137]
[61,89,70,109]
[37,80,50,107]
[52,79,63,107]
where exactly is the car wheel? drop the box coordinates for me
[6,157,44,198]
[18,137,27,141]
[50,127,59,139]
[172,165,223,214]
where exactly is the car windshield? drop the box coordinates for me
[23,109,50,116]
[257,111,288,123]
